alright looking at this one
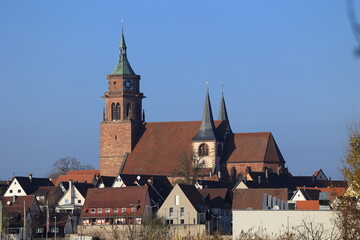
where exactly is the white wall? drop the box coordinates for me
[232,210,339,240]
[4,178,26,196]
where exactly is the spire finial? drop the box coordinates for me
[221,84,224,96]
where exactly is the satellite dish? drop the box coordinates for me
[273,205,280,210]
[136,175,141,181]
[6,201,11,205]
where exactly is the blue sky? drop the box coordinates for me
[0,1,359,180]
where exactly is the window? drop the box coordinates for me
[51,227,59,233]
[166,219,173,225]
[126,103,132,119]
[17,189,21,193]
[91,208,95,213]
[198,143,209,156]
[106,208,110,213]
[9,190,13,193]
[169,207,173,217]
[122,208,126,213]
[36,228,44,233]
[98,208,102,213]
[131,207,136,213]
[111,102,121,121]
[180,207,184,217]
[114,208,118,213]
[78,200,81,204]
[180,219,185,224]
[175,195,179,205]
[65,199,69,204]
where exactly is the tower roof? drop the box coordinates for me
[112,29,136,75]
[218,93,232,133]
[192,89,219,141]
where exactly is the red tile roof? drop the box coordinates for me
[81,186,149,218]
[297,187,347,201]
[122,121,228,176]
[232,188,288,210]
[296,200,319,210]
[67,170,100,175]
[54,174,97,186]
[0,195,40,216]
[222,132,285,164]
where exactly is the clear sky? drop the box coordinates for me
[0,1,359,180]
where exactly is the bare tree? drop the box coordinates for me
[48,156,94,178]
[174,150,204,185]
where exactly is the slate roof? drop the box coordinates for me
[81,186,149,218]
[199,188,232,209]
[296,187,347,201]
[196,180,235,189]
[99,176,116,187]
[178,184,208,213]
[13,176,53,195]
[221,132,285,164]
[122,120,229,176]
[232,188,288,210]
[117,174,172,204]
[292,177,348,188]
[298,188,321,200]
[33,186,59,197]
[60,182,94,198]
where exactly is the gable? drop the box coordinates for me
[4,178,27,196]
[161,185,198,214]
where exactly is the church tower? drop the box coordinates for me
[100,29,144,176]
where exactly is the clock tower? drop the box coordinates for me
[100,29,144,176]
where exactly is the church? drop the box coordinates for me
[99,30,287,182]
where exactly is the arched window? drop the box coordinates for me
[217,144,222,156]
[116,103,120,121]
[111,103,116,121]
[198,143,209,157]
[126,103,132,119]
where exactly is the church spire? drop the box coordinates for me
[218,92,229,121]
[112,28,135,75]
[192,89,218,141]
[218,92,232,133]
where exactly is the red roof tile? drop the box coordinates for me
[222,132,285,164]
[81,186,149,218]
[122,121,228,176]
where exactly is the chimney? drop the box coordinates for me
[258,176,261,184]
[29,174,33,182]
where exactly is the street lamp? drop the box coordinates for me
[54,216,57,240]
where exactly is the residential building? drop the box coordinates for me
[158,184,208,226]
[80,186,152,225]
[4,175,53,197]
[56,181,94,213]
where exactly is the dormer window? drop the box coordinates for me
[198,143,209,156]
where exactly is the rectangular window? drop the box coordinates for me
[91,208,95,213]
[98,208,102,213]
[9,190,13,193]
[65,199,69,204]
[180,207,184,217]
[122,208,126,213]
[36,228,44,233]
[78,200,81,204]
[51,227,59,233]
[180,219,185,224]
[17,189,21,193]
[175,195,179,205]
[131,207,136,213]
[169,207,173,217]
[114,208,118,213]
[106,208,110,213]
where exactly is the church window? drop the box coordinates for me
[198,143,209,156]
[111,103,121,121]
[126,103,132,119]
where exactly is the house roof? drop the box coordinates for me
[13,176,53,195]
[33,186,59,197]
[296,187,347,201]
[60,182,94,198]
[81,186,149,218]
[33,212,70,227]
[232,188,288,210]
[198,188,231,209]
[99,176,116,187]
[298,188,321,200]
[54,173,98,186]
[195,180,235,189]
[122,121,229,176]
[178,184,208,213]
[66,170,100,175]
[292,177,348,188]
[222,132,285,164]
[0,195,40,217]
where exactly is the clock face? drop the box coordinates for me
[123,79,133,90]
